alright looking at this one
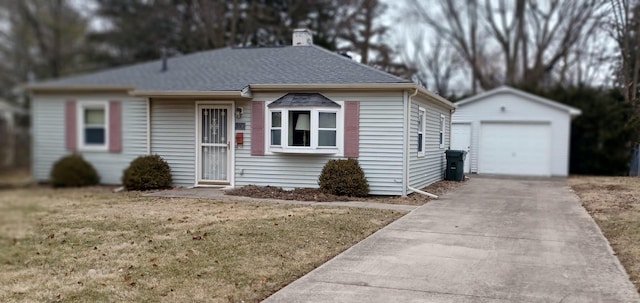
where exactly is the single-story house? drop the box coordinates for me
[26,29,455,196]
[451,86,581,176]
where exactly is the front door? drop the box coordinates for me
[197,105,231,184]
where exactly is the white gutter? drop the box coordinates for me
[130,90,249,98]
[23,84,135,92]
[249,83,456,110]
[404,87,439,199]
[241,85,252,98]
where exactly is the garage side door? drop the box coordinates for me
[451,123,471,173]
[478,122,551,176]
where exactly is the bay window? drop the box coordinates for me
[267,93,342,154]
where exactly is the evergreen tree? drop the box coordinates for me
[521,85,639,175]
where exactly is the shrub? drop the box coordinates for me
[122,154,172,190]
[318,158,369,197]
[50,154,100,188]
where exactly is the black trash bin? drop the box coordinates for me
[445,150,467,181]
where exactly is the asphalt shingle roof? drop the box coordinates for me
[37,45,409,91]
[268,93,340,108]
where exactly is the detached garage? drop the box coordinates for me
[451,86,581,177]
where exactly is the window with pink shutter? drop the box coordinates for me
[65,100,77,151]
[344,101,359,158]
[251,101,265,156]
[109,101,122,153]
[67,100,122,153]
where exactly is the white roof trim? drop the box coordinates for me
[455,86,582,116]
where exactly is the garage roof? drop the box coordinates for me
[456,86,582,116]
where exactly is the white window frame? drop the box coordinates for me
[269,110,283,146]
[418,107,426,157]
[439,113,446,149]
[267,105,343,155]
[77,101,109,151]
[317,110,338,147]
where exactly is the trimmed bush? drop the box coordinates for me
[318,158,369,197]
[122,154,172,190]
[50,154,100,188]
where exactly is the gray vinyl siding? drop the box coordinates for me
[358,93,404,195]
[409,95,451,190]
[150,100,195,186]
[235,91,404,195]
[32,98,64,181]
[31,94,147,184]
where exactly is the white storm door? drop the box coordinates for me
[198,105,231,183]
[451,123,471,173]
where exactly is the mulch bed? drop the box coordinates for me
[225,180,466,205]
[225,185,350,202]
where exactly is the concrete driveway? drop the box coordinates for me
[263,177,640,303]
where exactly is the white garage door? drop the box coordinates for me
[478,122,551,176]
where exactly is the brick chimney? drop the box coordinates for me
[292,29,313,46]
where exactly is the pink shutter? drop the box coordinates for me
[108,101,122,153]
[344,101,360,158]
[65,100,77,151]
[251,101,265,156]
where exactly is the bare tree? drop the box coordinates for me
[403,33,462,96]
[336,0,389,65]
[406,0,489,92]
[16,0,88,79]
[610,0,640,106]
[553,32,614,87]
[0,0,89,101]
[407,0,607,91]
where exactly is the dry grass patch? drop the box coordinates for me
[570,176,640,290]
[0,186,404,303]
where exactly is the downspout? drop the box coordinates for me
[405,87,439,199]
[401,90,409,196]
[408,185,439,199]
[146,98,151,154]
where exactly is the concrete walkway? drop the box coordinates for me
[263,177,640,303]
